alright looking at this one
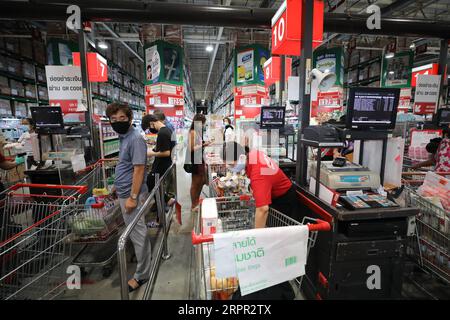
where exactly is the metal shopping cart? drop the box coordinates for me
[191,195,331,300]
[0,183,87,300]
[403,182,449,286]
[69,159,123,278]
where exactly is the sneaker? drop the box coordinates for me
[147,221,160,228]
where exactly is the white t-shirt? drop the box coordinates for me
[224,126,235,142]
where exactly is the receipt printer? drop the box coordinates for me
[303,125,341,143]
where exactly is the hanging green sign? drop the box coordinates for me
[234,44,269,87]
[313,47,344,86]
[144,40,183,86]
[381,51,413,88]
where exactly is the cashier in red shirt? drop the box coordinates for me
[222,142,300,228]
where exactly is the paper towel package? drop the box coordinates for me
[202,198,218,236]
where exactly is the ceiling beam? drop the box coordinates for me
[203,0,231,100]
[98,22,143,62]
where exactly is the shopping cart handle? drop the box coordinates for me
[192,219,331,245]
[9,183,88,194]
[191,231,213,245]
[307,219,331,232]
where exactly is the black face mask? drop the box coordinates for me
[111,121,131,135]
[149,128,158,134]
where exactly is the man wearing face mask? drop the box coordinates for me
[105,103,151,292]
[222,141,300,228]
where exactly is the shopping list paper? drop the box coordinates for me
[213,225,309,296]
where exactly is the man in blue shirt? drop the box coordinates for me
[106,103,151,292]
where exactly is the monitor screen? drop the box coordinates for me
[30,106,64,128]
[346,87,400,130]
[260,106,285,129]
[437,108,450,126]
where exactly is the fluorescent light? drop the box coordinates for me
[385,52,395,59]
[389,71,395,75]
[98,41,108,49]
[206,45,214,52]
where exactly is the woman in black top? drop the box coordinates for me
[187,113,211,212]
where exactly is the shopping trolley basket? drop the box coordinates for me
[0,183,87,300]
[191,195,331,300]
[71,159,121,242]
[404,186,450,284]
[70,159,123,278]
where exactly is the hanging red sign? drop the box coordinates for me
[271,0,324,56]
[411,63,439,87]
[263,56,292,86]
[73,52,108,82]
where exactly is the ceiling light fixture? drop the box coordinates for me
[98,41,109,50]
[206,45,214,52]
[385,52,395,59]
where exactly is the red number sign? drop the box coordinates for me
[263,56,292,86]
[411,63,439,87]
[73,52,108,82]
[271,0,324,56]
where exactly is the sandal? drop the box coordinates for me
[128,278,148,292]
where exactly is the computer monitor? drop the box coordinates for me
[346,87,400,130]
[30,106,65,129]
[260,106,285,129]
[436,108,450,126]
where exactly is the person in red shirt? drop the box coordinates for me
[222,142,300,228]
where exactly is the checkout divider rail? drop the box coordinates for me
[117,163,176,300]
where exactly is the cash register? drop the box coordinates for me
[25,106,76,195]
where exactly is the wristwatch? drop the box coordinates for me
[130,193,138,200]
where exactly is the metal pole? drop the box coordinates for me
[118,237,129,300]
[296,0,315,185]
[279,55,285,105]
[77,29,99,161]
[437,39,448,108]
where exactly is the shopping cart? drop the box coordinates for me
[191,195,331,300]
[402,173,450,285]
[70,159,123,278]
[0,183,87,300]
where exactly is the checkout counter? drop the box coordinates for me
[25,106,91,196]
[295,126,418,300]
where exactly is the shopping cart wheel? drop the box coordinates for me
[102,265,113,278]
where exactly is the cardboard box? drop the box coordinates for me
[4,38,19,54]
[36,67,46,83]
[20,39,33,59]
[22,61,36,79]
[10,80,24,97]
[0,99,12,116]
[38,85,48,100]
[0,76,11,95]
[14,102,28,117]
[0,55,7,72]
[33,40,46,65]
[6,58,22,75]
[24,84,36,98]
